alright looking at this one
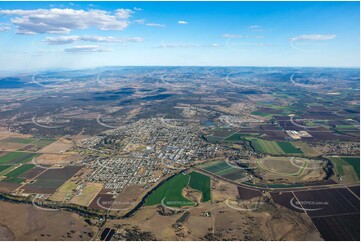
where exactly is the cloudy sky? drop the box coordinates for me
[0,1,359,72]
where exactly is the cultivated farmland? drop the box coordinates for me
[247,138,303,155]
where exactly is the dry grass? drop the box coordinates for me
[69,182,103,207]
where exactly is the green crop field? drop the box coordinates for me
[224,133,258,142]
[32,139,55,147]
[3,177,24,183]
[247,138,283,154]
[202,161,230,173]
[0,152,37,165]
[0,165,12,173]
[1,137,36,144]
[188,171,211,202]
[342,157,360,178]
[200,161,246,181]
[329,156,360,183]
[145,173,194,207]
[146,171,212,206]
[203,135,223,143]
[224,134,243,141]
[247,138,303,155]
[336,125,357,130]
[251,111,271,117]
[4,164,35,178]
[277,142,303,154]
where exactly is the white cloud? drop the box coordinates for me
[249,25,263,32]
[0,26,11,32]
[178,20,188,25]
[289,34,336,42]
[160,42,220,48]
[115,9,133,19]
[134,19,145,24]
[43,35,143,45]
[133,7,142,11]
[63,45,113,53]
[222,34,242,39]
[145,23,166,27]
[0,8,133,34]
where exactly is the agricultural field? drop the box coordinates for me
[292,142,321,157]
[145,173,194,207]
[69,182,103,206]
[145,171,211,207]
[49,181,77,202]
[0,137,36,144]
[0,152,38,165]
[328,156,360,184]
[0,136,55,152]
[38,138,73,153]
[199,160,247,181]
[188,171,211,202]
[18,138,55,152]
[224,133,258,142]
[0,165,11,173]
[295,188,359,241]
[246,138,303,155]
[3,164,35,180]
[334,124,360,136]
[22,166,83,194]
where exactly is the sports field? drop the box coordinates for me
[247,138,303,155]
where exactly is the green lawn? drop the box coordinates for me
[188,171,211,202]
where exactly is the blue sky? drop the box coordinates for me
[0,1,359,71]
